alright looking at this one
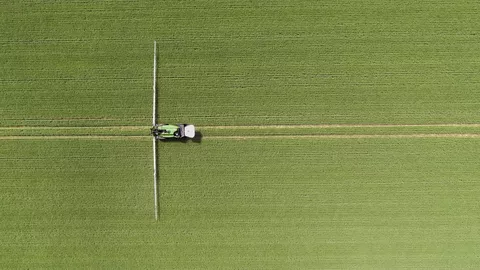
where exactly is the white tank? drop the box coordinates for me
[184,125,195,138]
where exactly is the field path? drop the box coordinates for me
[0,126,147,130]
[200,124,480,139]
[2,123,480,129]
[0,135,148,140]
[1,134,480,140]
[0,123,480,139]
[205,134,480,140]
[201,124,480,129]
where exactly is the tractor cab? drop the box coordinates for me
[151,124,195,140]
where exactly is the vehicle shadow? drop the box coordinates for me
[191,131,203,143]
[159,131,203,144]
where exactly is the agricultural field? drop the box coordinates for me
[3,137,480,268]
[2,0,480,268]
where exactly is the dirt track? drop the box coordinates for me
[2,123,480,130]
[204,134,480,139]
[1,134,480,140]
[0,126,147,130]
[201,124,480,129]
[0,136,148,140]
[0,124,480,140]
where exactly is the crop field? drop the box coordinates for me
[2,0,480,268]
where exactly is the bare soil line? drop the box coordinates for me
[0,125,480,140]
[200,124,480,129]
[2,117,124,122]
[0,123,479,130]
[0,136,149,140]
[1,134,479,140]
[204,134,480,140]
[0,126,148,130]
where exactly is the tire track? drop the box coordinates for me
[0,136,148,140]
[1,123,480,130]
[0,126,148,130]
[1,134,479,140]
[204,134,480,140]
[201,124,480,129]
[0,124,480,140]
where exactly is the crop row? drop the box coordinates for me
[0,126,149,137]
[2,125,480,138]
[6,137,475,268]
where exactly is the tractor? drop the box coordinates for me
[151,124,195,140]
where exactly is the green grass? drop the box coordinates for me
[3,0,480,268]
[153,0,480,125]
[2,1,480,126]
[2,138,480,268]
[0,139,153,268]
[0,126,149,137]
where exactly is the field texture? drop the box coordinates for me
[3,138,480,269]
[2,1,480,126]
[2,0,480,268]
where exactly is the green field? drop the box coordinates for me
[2,0,480,268]
[3,0,480,127]
[2,138,480,268]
